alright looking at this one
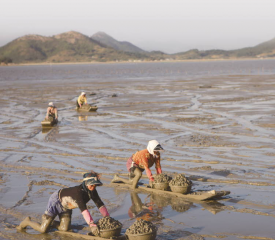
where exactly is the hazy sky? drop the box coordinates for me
[0,0,275,53]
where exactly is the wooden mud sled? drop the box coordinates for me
[56,230,126,240]
[77,104,98,112]
[110,182,230,201]
[41,116,58,128]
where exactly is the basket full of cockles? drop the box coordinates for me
[95,216,122,238]
[125,219,157,240]
[152,173,172,191]
[169,173,192,194]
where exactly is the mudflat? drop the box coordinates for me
[1,61,275,240]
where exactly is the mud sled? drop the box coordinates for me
[41,116,58,128]
[57,231,126,240]
[77,104,98,112]
[110,181,230,201]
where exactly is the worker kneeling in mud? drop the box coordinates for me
[46,102,58,120]
[76,92,87,108]
[111,140,164,189]
[17,171,110,236]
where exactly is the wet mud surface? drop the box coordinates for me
[1,61,275,239]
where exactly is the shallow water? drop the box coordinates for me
[1,60,275,240]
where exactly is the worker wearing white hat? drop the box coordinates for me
[46,102,58,120]
[111,140,164,189]
[77,92,87,108]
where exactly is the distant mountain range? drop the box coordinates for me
[0,31,275,64]
[91,32,145,54]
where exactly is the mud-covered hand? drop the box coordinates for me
[149,180,154,187]
[90,223,100,236]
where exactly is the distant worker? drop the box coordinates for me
[111,140,164,189]
[77,92,87,108]
[17,171,110,236]
[46,102,58,120]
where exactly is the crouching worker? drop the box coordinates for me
[17,171,110,236]
[111,140,164,189]
[76,92,87,108]
[46,102,58,120]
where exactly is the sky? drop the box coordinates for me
[0,0,275,54]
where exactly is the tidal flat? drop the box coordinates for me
[1,60,275,240]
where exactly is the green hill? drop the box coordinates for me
[230,37,275,58]
[173,37,275,60]
[0,31,152,63]
[0,31,275,64]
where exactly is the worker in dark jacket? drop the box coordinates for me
[17,171,109,236]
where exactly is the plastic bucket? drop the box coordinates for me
[99,226,122,239]
[152,182,169,191]
[169,185,191,194]
[126,230,157,240]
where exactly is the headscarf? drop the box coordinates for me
[147,140,164,157]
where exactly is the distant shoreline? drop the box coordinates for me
[2,57,275,67]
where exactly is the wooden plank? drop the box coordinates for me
[76,104,98,112]
[41,118,58,127]
[109,183,230,201]
[56,231,126,240]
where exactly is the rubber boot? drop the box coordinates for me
[57,211,72,231]
[111,174,133,184]
[131,168,142,189]
[129,167,136,180]
[76,100,80,109]
[17,214,54,233]
[16,216,31,230]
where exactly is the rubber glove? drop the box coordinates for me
[99,205,110,217]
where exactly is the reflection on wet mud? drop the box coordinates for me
[200,200,225,215]
[170,198,192,213]
[150,193,171,208]
[129,192,144,217]
[42,127,53,134]
[129,192,163,222]
[78,116,88,121]
[130,191,226,217]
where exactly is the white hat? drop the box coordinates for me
[48,102,54,106]
[81,92,86,96]
[147,140,164,155]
